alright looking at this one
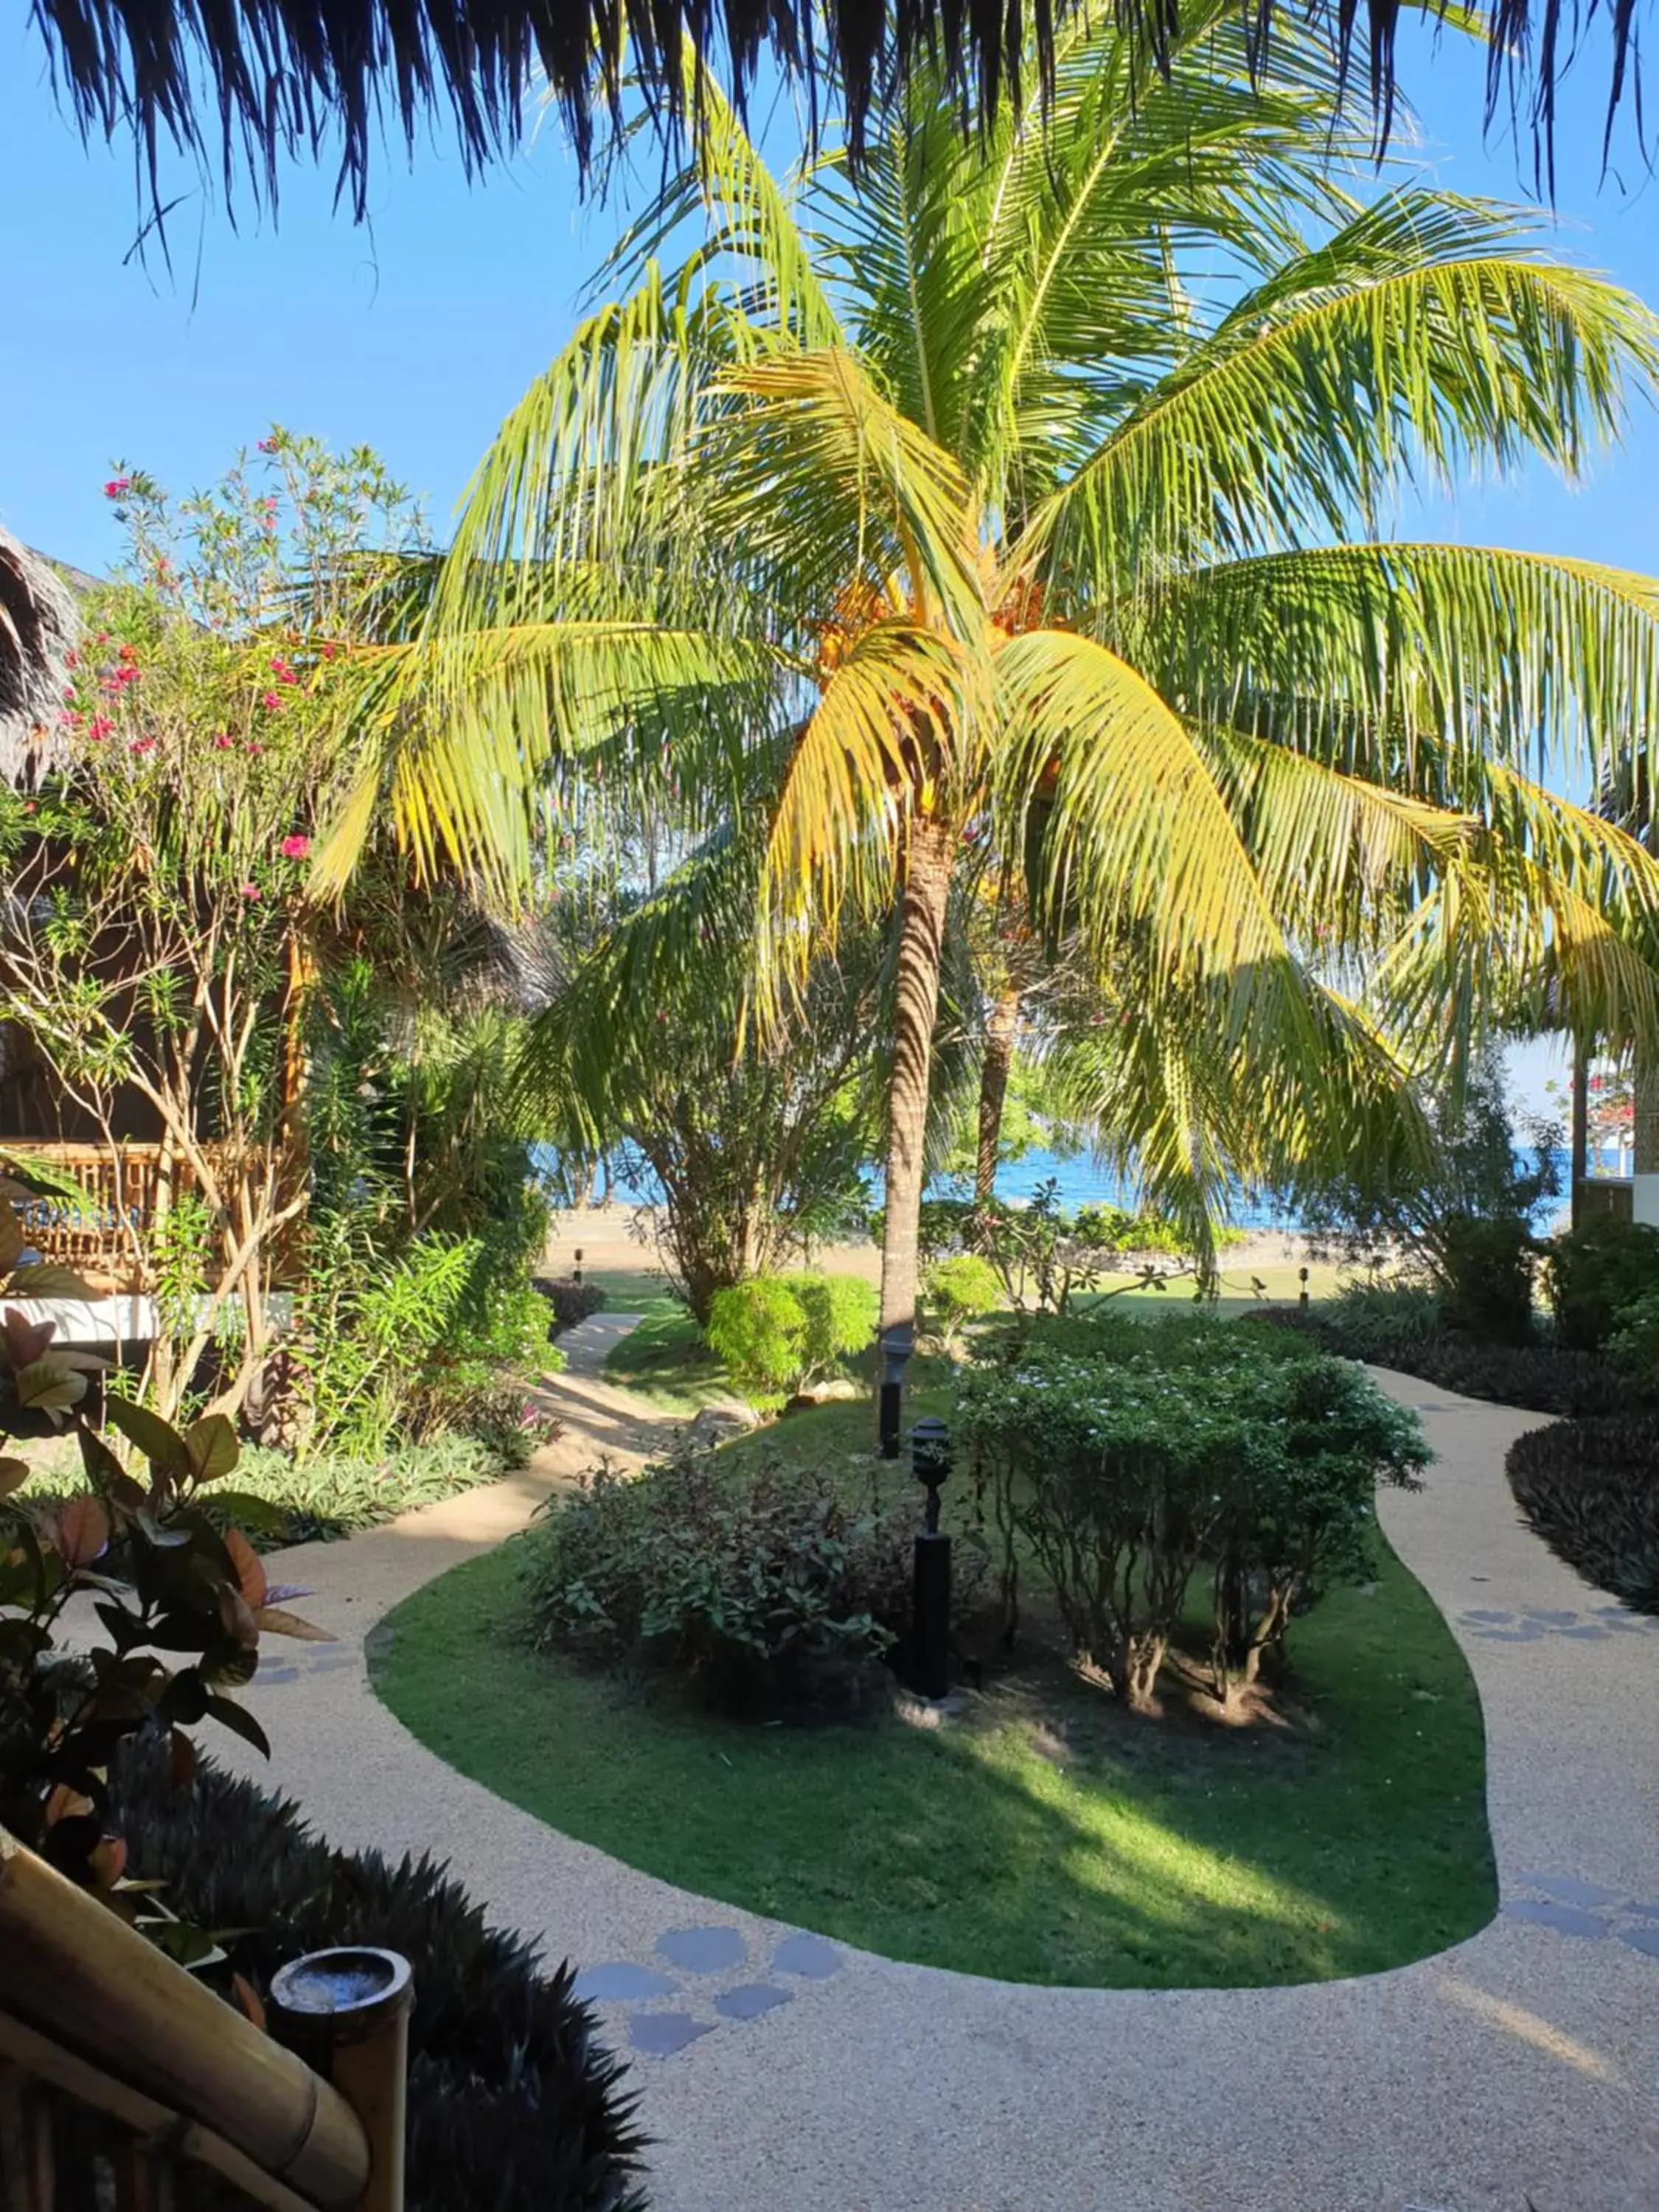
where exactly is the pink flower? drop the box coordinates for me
[270,656,297,684]
[320,641,338,661]
[278,834,310,860]
[64,650,77,670]
[257,437,277,453]
[128,737,156,755]
[244,741,263,757]
[212,732,234,750]
[239,883,262,900]
[259,690,282,711]
[60,687,76,704]
[103,477,131,499]
[87,716,113,741]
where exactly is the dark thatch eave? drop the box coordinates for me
[0,529,79,790]
[26,0,1640,224]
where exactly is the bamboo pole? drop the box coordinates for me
[0,1832,369,2208]
[269,1952,411,2212]
[0,2014,321,2212]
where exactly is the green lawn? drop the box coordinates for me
[372,1444,1495,1989]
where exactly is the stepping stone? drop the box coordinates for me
[257,1663,298,1684]
[1504,1901,1609,1938]
[627,2012,715,2057]
[1462,1610,1514,1624]
[1622,1903,1659,1921]
[714,1983,792,2022]
[1559,1624,1612,1640]
[1471,1626,1545,1641]
[574,1963,679,2003]
[1521,1608,1580,1626]
[1618,1926,1659,1959]
[310,1650,357,1669]
[656,1926,745,1975]
[1518,1874,1619,1907]
[771,1933,844,1980]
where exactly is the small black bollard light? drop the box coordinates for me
[877,1322,912,1459]
[908,1415,953,1700]
[1298,1265,1310,1312]
[573,1246,584,1285]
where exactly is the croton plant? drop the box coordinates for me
[0,1186,324,1936]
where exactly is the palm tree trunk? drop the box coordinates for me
[975,984,1021,1206]
[878,815,955,1413]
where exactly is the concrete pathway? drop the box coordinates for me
[228,1341,1659,2212]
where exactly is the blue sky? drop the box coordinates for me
[3,13,1654,1115]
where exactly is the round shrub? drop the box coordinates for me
[105,1735,647,2212]
[923,1253,1002,1345]
[704,1276,807,1396]
[1506,1416,1659,1614]
[705,1272,874,1397]
[780,1271,878,1379]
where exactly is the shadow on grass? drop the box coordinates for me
[371,1527,1496,1992]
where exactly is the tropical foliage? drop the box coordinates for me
[323,11,1659,1428]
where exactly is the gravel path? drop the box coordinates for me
[228,1332,1659,2212]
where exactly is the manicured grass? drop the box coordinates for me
[372,1446,1495,1989]
[599,1295,733,1412]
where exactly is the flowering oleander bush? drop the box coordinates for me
[955,1315,1427,1708]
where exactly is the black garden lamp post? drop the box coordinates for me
[909,1416,953,1700]
[877,1323,911,1458]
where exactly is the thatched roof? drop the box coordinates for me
[27,0,1629,223]
[0,530,78,790]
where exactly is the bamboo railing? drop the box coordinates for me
[0,1142,254,1293]
[0,1830,409,2211]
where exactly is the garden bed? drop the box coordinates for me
[370,1399,1495,1992]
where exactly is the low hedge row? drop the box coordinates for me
[1248,1306,1638,1418]
[107,1734,649,2212]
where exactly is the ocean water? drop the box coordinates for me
[537,1141,1627,1227]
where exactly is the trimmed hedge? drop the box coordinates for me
[107,1736,649,2212]
[1248,1306,1641,1418]
[1506,1417,1659,1615]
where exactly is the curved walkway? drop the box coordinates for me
[229,1329,1659,2212]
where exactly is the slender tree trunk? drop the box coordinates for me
[878,815,956,1393]
[975,984,1021,1206]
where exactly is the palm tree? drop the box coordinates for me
[324,9,1659,1410]
[30,0,1649,229]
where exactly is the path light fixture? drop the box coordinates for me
[909,1416,953,1700]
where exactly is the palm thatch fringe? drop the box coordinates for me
[27,0,1635,228]
[0,528,77,789]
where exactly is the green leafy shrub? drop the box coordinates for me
[1439,1213,1537,1346]
[779,1271,877,1380]
[704,1277,807,1396]
[924,1253,1003,1346]
[538,1276,608,1332]
[1318,1280,1446,1366]
[1506,1416,1659,1614]
[1548,1216,1659,1352]
[705,1271,874,1397]
[523,1445,911,1717]
[1610,1286,1659,1375]
[955,1315,1426,1708]
[106,1735,649,2212]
